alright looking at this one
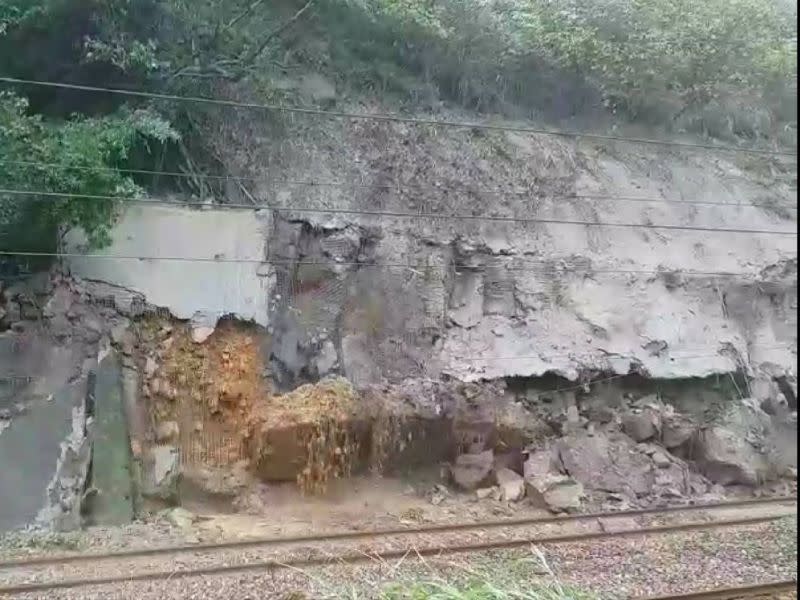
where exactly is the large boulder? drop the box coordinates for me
[622,409,660,442]
[523,447,560,480]
[451,450,495,491]
[692,426,765,486]
[660,413,696,449]
[556,431,655,498]
[689,399,776,486]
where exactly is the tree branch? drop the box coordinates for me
[238,0,315,70]
[224,0,267,33]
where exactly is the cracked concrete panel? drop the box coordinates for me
[0,379,84,532]
[64,205,272,326]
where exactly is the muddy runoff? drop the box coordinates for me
[135,319,538,498]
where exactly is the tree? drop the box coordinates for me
[0,92,177,251]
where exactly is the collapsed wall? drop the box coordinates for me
[1,275,796,529]
[2,99,797,527]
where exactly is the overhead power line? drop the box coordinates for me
[1,158,796,211]
[1,250,797,282]
[0,76,796,157]
[0,188,796,235]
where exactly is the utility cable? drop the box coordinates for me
[0,158,795,211]
[0,76,796,157]
[0,189,796,236]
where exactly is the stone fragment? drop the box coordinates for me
[476,487,496,500]
[144,356,158,378]
[598,516,639,533]
[495,468,525,502]
[141,445,180,501]
[183,462,252,497]
[451,450,495,491]
[523,448,559,480]
[163,507,194,530]
[651,451,671,469]
[526,474,583,512]
[191,326,215,344]
[155,420,179,443]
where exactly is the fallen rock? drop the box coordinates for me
[598,516,639,533]
[556,432,654,497]
[155,420,179,443]
[191,326,215,344]
[693,426,765,486]
[523,447,560,480]
[526,474,583,512]
[661,487,684,499]
[476,487,496,500]
[163,507,194,530]
[495,468,525,502]
[622,410,659,442]
[110,323,128,345]
[651,451,671,469]
[182,462,253,497]
[586,404,616,424]
[661,413,695,449]
[141,445,180,501]
[760,394,789,416]
[144,356,158,378]
[451,450,495,491]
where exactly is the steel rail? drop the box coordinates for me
[0,496,794,569]
[636,580,797,599]
[0,515,790,595]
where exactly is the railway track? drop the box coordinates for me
[639,580,797,599]
[1,495,794,569]
[0,496,794,596]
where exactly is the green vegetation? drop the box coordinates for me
[0,0,796,257]
[0,92,177,251]
[379,552,598,600]
[382,579,597,600]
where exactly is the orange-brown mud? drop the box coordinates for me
[135,317,537,497]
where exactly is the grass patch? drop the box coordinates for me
[382,579,596,600]
[380,550,598,600]
[0,530,84,553]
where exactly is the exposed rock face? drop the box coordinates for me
[63,122,797,389]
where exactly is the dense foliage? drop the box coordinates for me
[0,92,177,250]
[0,0,796,256]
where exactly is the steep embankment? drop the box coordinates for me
[66,91,798,388]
